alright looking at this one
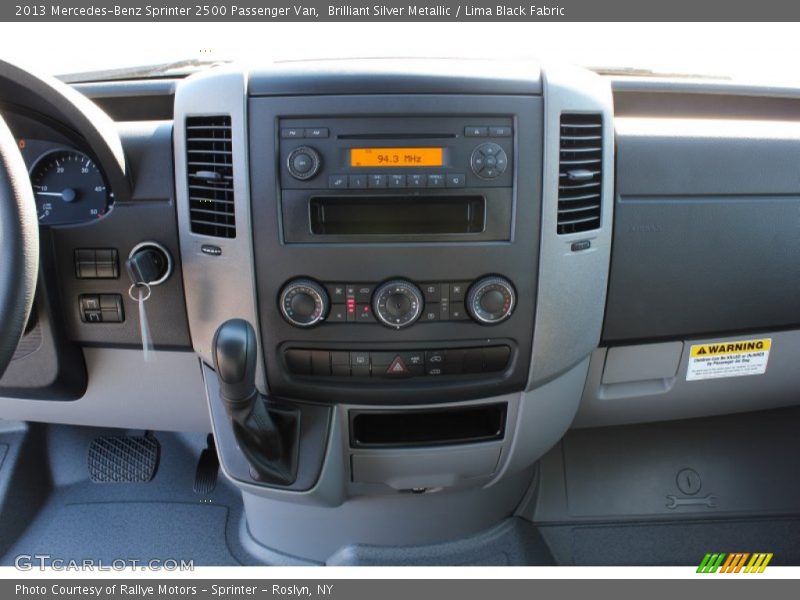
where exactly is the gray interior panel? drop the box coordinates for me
[351,444,502,490]
[529,406,800,523]
[0,349,210,432]
[241,467,534,563]
[529,64,615,386]
[605,117,800,342]
[577,330,800,428]
[247,59,543,97]
[173,67,267,392]
[601,342,683,385]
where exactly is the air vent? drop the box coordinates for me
[186,116,236,238]
[557,113,603,235]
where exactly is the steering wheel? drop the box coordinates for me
[0,114,38,378]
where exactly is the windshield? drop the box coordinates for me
[2,22,798,85]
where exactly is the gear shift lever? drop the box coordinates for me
[212,319,299,485]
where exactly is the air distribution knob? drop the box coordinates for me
[373,280,424,329]
[466,276,516,325]
[279,279,329,327]
[286,146,322,180]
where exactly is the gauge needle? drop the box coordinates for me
[36,188,77,202]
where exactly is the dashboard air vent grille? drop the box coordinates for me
[186,116,236,238]
[557,113,603,234]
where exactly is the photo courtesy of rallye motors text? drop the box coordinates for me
[15,585,327,596]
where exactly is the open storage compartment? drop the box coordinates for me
[349,402,507,448]
[310,194,486,236]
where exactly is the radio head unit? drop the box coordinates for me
[278,116,514,243]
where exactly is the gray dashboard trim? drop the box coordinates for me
[247,59,542,97]
[577,330,800,428]
[173,67,266,391]
[216,358,587,560]
[610,76,800,100]
[528,65,615,387]
[0,348,209,432]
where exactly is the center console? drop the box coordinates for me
[249,93,542,405]
[174,60,615,563]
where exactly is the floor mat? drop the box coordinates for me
[0,426,252,566]
[3,501,238,566]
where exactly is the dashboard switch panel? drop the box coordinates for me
[284,345,511,379]
[75,248,119,279]
[80,294,124,323]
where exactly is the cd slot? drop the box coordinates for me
[337,133,457,140]
[310,195,486,236]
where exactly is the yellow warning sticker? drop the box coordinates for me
[687,338,771,381]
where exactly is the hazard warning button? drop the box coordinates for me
[385,356,410,377]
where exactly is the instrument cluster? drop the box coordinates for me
[9,111,114,226]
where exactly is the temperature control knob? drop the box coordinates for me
[279,279,329,328]
[286,146,322,180]
[373,280,424,329]
[466,276,516,325]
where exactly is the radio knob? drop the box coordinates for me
[279,279,329,327]
[373,280,424,329]
[287,146,322,180]
[466,276,516,325]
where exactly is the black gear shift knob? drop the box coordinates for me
[212,318,258,404]
[211,319,300,485]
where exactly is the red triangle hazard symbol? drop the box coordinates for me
[386,356,409,375]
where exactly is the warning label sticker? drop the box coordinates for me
[686,338,772,381]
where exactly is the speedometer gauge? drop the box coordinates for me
[30,149,112,225]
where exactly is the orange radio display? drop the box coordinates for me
[350,147,443,168]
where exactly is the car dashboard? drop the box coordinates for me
[1,58,799,563]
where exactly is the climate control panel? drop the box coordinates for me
[277,276,516,329]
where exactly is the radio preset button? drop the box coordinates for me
[408,174,425,188]
[426,174,445,188]
[329,175,347,189]
[465,126,488,137]
[280,128,304,139]
[368,174,387,188]
[446,173,466,188]
[305,127,329,138]
[349,175,367,189]
[389,174,406,188]
[489,126,512,137]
